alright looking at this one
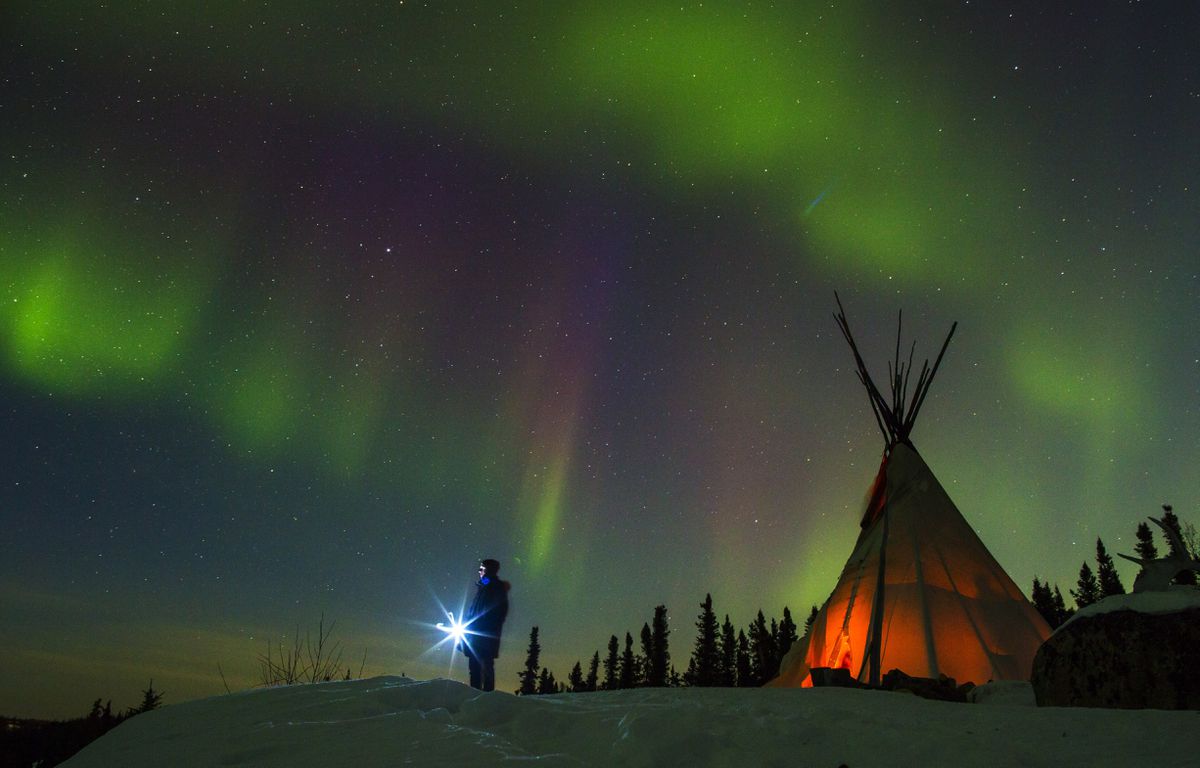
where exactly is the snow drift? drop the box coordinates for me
[61,676,1197,767]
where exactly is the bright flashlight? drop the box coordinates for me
[436,611,467,646]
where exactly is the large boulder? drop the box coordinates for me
[1031,591,1200,709]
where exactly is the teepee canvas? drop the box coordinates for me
[773,298,1050,688]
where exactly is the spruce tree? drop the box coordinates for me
[748,610,778,685]
[1135,521,1158,561]
[668,665,682,687]
[735,629,753,687]
[688,593,720,686]
[804,605,819,636]
[1031,577,1058,627]
[1052,585,1073,626]
[537,667,557,695]
[777,607,799,665]
[1161,505,1184,558]
[619,632,637,689]
[639,623,654,686]
[134,679,163,714]
[586,651,600,692]
[1162,505,1197,585]
[719,615,737,686]
[684,656,697,686]
[768,617,781,678]
[1161,505,1180,538]
[1095,538,1125,597]
[1071,562,1101,609]
[567,661,585,692]
[603,635,620,690]
[649,605,670,687]
[517,626,541,695]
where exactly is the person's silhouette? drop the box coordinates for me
[461,558,509,691]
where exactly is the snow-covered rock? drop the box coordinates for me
[1033,590,1200,710]
[60,676,1199,767]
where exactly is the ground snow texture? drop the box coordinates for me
[63,676,1197,767]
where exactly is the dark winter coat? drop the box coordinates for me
[462,577,509,659]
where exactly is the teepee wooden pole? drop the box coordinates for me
[834,292,896,443]
[905,322,957,430]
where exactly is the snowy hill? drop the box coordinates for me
[62,676,1196,767]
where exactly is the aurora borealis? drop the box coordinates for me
[2,2,1198,717]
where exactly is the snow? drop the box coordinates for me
[967,681,1036,707]
[1061,587,1200,630]
[62,676,1198,767]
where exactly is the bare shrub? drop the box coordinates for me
[257,613,365,687]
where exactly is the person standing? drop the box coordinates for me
[461,558,509,691]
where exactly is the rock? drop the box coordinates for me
[880,668,972,702]
[808,667,861,688]
[1031,603,1200,709]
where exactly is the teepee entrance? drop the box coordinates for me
[773,297,1050,688]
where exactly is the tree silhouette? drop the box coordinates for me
[1162,505,1197,585]
[735,629,753,687]
[603,635,619,690]
[769,617,780,678]
[536,667,557,695]
[619,632,637,689]
[648,605,670,687]
[1095,538,1125,597]
[1052,585,1073,626]
[1031,577,1059,628]
[639,623,653,686]
[804,605,819,636]
[1032,578,1074,629]
[567,661,584,692]
[776,607,799,669]
[1161,506,1181,538]
[586,651,600,692]
[517,626,540,695]
[718,615,737,686]
[748,610,777,685]
[1134,521,1158,561]
[1071,562,1101,609]
[686,594,720,686]
[132,679,163,715]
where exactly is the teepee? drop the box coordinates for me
[773,296,1050,688]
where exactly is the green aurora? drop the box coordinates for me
[1,1,1197,717]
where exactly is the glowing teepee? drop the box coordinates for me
[773,297,1050,688]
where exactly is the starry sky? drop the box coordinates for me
[2,1,1198,718]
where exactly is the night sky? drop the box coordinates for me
[2,2,1198,718]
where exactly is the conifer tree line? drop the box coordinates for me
[1031,505,1198,629]
[515,598,819,694]
[3,680,166,768]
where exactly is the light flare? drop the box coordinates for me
[435,611,467,647]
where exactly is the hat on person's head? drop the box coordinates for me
[480,558,501,575]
